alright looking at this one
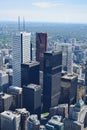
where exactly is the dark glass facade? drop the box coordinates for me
[36,33,47,71]
[85,60,87,94]
[23,84,41,119]
[43,51,62,112]
[60,74,78,105]
[21,61,40,87]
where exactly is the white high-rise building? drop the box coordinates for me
[0,50,3,70]
[56,43,73,75]
[67,45,73,75]
[13,32,31,87]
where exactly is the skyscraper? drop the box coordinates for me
[56,43,73,75]
[1,111,21,130]
[13,32,31,87]
[0,70,9,92]
[0,93,13,112]
[0,50,3,70]
[60,74,78,105]
[7,86,23,109]
[67,45,73,75]
[21,61,40,87]
[23,84,41,119]
[27,115,40,130]
[85,59,87,94]
[43,51,62,112]
[36,32,47,71]
[15,108,30,130]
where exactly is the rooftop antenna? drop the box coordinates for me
[23,17,25,31]
[18,16,20,32]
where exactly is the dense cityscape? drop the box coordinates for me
[0,19,87,130]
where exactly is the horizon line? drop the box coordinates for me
[0,20,87,25]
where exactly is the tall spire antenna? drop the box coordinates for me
[23,17,25,31]
[18,16,20,31]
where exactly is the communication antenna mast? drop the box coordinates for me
[23,17,25,31]
[18,16,20,31]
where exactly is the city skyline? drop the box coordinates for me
[0,0,87,23]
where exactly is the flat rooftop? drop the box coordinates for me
[22,61,40,67]
[1,111,20,119]
[25,84,41,90]
[0,93,12,99]
[61,74,78,80]
[44,50,62,55]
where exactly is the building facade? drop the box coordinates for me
[21,61,40,87]
[1,111,21,130]
[0,93,13,112]
[13,32,31,87]
[27,115,40,130]
[60,74,78,105]
[36,32,47,71]
[0,50,3,70]
[43,51,62,112]
[7,86,23,109]
[56,43,73,75]
[23,84,41,119]
[0,70,9,92]
[85,59,87,94]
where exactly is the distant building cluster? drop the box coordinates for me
[0,22,87,130]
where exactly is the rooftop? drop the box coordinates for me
[61,74,77,80]
[8,86,22,93]
[26,84,41,90]
[0,93,12,99]
[22,61,40,67]
[1,111,20,119]
[44,50,62,55]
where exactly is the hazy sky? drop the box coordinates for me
[0,0,87,23]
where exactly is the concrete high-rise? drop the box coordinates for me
[7,86,23,110]
[15,108,30,130]
[43,51,62,112]
[1,111,21,130]
[0,50,3,70]
[0,70,9,92]
[27,115,40,130]
[56,43,73,75]
[67,45,73,75]
[36,32,47,71]
[0,93,13,112]
[63,98,87,130]
[13,32,31,87]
